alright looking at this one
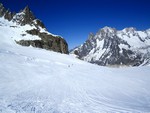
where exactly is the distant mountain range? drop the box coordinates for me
[71,26,150,67]
[1,3,150,67]
[0,3,68,54]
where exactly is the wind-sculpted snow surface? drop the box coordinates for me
[0,38,150,113]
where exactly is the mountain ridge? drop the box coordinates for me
[0,3,68,54]
[71,26,150,67]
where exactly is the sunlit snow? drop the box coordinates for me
[0,17,150,113]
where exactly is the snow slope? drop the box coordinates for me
[0,17,41,44]
[0,19,150,113]
[1,42,150,113]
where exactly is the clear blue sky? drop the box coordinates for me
[1,0,150,49]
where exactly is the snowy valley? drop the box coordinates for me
[0,3,150,113]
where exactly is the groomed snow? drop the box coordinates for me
[0,18,150,113]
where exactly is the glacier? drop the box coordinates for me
[0,17,150,113]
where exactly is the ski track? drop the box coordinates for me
[0,17,150,113]
[0,47,150,113]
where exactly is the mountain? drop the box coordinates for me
[71,26,150,67]
[0,3,68,54]
[1,19,150,113]
[1,3,150,113]
[1,23,150,113]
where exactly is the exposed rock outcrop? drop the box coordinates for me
[4,10,15,21]
[0,3,6,17]
[0,3,15,21]
[12,6,35,25]
[0,3,69,54]
[16,29,68,54]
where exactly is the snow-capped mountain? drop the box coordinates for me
[1,20,150,113]
[0,3,68,54]
[71,26,150,66]
[1,3,150,113]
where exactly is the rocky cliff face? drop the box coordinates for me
[16,29,68,53]
[0,3,15,21]
[12,6,35,26]
[0,3,68,54]
[71,27,150,66]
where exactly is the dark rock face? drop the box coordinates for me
[34,19,45,28]
[16,29,68,54]
[90,34,142,66]
[0,3,69,54]
[71,27,150,67]
[0,3,15,21]
[12,6,35,25]
[4,10,15,21]
[21,6,35,25]
[0,3,6,17]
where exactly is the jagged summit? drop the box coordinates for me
[0,3,43,28]
[101,26,114,30]
[22,5,35,22]
[23,5,35,20]
[0,3,5,16]
[23,5,30,12]
[0,3,68,54]
[71,26,150,67]
[100,26,116,32]
[13,5,36,26]
[15,5,45,28]
[122,27,137,33]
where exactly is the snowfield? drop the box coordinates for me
[1,45,150,113]
[0,18,150,113]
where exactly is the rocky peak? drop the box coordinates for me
[0,3,6,17]
[13,5,35,25]
[71,26,150,66]
[0,3,45,28]
[0,3,15,21]
[4,9,15,21]
[96,26,117,38]
[23,6,30,13]
[22,5,35,20]
[123,27,136,33]
[0,3,69,54]
[11,5,46,29]
[100,26,116,33]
